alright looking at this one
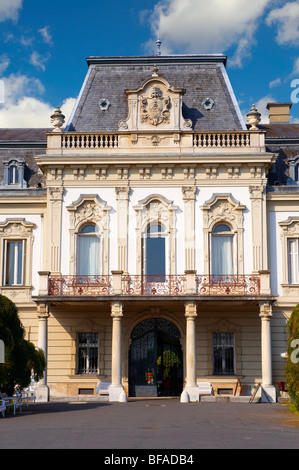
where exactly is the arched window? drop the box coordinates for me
[143,223,166,276]
[211,223,234,275]
[77,224,100,275]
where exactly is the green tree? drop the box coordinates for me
[286,304,299,411]
[0,295,45,395]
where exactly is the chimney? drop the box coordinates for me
[266,103,292,123]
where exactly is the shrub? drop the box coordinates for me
[286,304,299,411]
[0,295,45,395]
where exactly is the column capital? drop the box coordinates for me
[111,301,123,318]
[115,186,130,200]
[181,185,196,201]
[184,301,197,318]
[36,302,49,319]
[259,301,272,319]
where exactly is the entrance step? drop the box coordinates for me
[200,396,254,403]
[49,395,109,402]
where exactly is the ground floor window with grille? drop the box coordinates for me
[77,333,99,374]
[213,333,235,375]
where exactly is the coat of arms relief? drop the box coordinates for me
[140,87,171,126]
[118,74,192,133]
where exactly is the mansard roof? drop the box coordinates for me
[66,54,246,132]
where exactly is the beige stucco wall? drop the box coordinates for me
[15,300,289,398]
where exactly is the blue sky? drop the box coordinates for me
[0,0,299,127]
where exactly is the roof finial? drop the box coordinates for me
[155,38,162,56]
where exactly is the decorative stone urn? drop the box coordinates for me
[246,104,261,130]
[50,106,65,132]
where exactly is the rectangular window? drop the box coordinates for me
[213,333,235,375]
[288,238,299,284]
[77,333,99,374]
[146,237,165,276]
[211,235,233,275]
[8,165,19,185]
[4,240,25,285]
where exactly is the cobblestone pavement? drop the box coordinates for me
[0,399,298,450]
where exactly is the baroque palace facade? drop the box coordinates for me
[0,53,298,402]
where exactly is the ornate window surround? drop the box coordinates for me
[0,218,36,288]
[279,217,299,292]
[66,194,112,275]
[201,194,246,275]
[133,194,178,275]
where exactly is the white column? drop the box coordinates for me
[181,302,199,402]
[109,301,127,402]
[259,302,276,402]
[35,303,49,402]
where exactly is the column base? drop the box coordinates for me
[261,385,276,403]
[109,385,127,402]
[183,386,199,402]
[33,385,49,403]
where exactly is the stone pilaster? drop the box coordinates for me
[46,186,64,273]
[182,186,196,271]
[249,185,267,272]
[115,186,130,272]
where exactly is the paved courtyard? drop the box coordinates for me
[0,398,298,450]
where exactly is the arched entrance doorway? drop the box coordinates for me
[129,318,183,397]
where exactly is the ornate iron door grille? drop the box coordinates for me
[129,319,183,397]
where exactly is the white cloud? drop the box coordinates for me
[269,77,281,88]
[0,73,76,127]
[0,96,76,128]
[38,26,53,45]
[266,1,299,46]
[2,74,45,101]
[0,0,23,22]
[292,57,299,75]
[29,51,50,71]
[148,0,272,66]
[0,55,10,75]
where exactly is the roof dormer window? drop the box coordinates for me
[1,159,27,189]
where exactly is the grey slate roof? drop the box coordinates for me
[67,55,245,132]
[0,129,48,188]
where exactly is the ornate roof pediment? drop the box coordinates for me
[118,73,192,132]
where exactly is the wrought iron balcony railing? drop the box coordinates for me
[121,274,186,296]
[47,273,261,297]
[48,275,113,296]
[196,274,260,296]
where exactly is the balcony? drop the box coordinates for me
[44,272,263,298]
[46,130,266,156]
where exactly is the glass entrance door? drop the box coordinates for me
[129,318,183,397]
